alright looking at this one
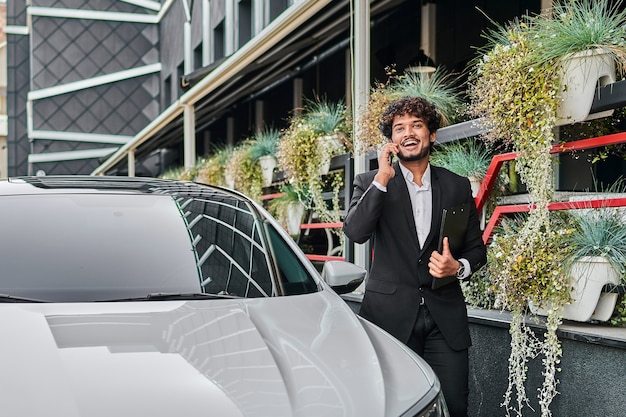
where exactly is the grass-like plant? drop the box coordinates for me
[249,128,280,161]
[356,66,462,154]
[196,145,233,186]
[303,97,352,140]
[534,1,626,71]
[388,69,463,127]
[564,178,626,278]
[430,138,492,179]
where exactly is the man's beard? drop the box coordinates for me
[397,141,432,162]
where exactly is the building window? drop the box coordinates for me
[177,63,184,98]
[214,20,225,60]
[163,75,172,108]
[238,0,252,47]
[268,0,288,21]
[194,43,203,70]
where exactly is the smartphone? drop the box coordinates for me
[388,152,394,166]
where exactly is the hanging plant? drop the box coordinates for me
[468,2,626,416]
[196,145,233,186]
[225,141,264,202]
[277,98,350,243]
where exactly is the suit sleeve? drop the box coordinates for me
[342,173,385,244]
[458,177,487,276]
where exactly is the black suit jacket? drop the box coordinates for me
[343,163,486,351]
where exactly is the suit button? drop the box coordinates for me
[419,287,424,293]
[418,259,423,265]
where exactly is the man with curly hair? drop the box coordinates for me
[343,96,486,417]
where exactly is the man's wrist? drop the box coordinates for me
[456,259,470,279]
[372,180,387,192]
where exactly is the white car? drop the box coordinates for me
[0,176,448,417]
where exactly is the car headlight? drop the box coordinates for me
[402,391,449,417]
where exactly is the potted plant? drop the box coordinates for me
[268,183,309,237]
[276,98,350,233]
[430,138,493,197]
[356,66,462,155]
[558,181,626,322]
[195,145,233,186]
[225,141,264,202]
[249,128,280,187]
[468,2,626,415]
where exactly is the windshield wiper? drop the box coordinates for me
[97,292,241,302]
[0,294,48,303]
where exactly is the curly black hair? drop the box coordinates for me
[379,96,441,139]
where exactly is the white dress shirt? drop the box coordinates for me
[372,162,471,279]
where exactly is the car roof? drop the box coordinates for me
[0,175,245,200]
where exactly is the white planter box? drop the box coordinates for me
[286,202,305,236]
[556,48,616,126]
[531,256,620,322]
[258,155,277,187]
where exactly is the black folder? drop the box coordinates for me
[432,202,470,289]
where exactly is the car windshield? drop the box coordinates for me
[0,190,318,302]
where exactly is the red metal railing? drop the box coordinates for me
[264,131,626,261]
[477,131,626,243]
[260,193,346,261]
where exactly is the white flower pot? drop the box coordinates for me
[531,256,620,322]
[258,155,276,187]
[224,172,235,189]
[286,202,305,236]
[317,134,344,176]
[556,48,616,126]
[469,176,481,198]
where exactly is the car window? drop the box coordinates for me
[178,194,274,297]
[0,194,201,302]
[265,225,319,295]
[0,190,318,302]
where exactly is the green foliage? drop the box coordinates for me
[248,128,280,161]
[461,267,497,309]
[160,165,188,181]
[356,66,462,154]
[195,145,233,186]
[277,98,349,237]
[267,183,310,235]
[302,97,352,143]
[430,138,493,179]
[388,68,463,126]
[609,295,626,326]
[488,214,575,311]
[226,142,264,202]
[534,1,626,71]
[564,179,626,278]
[468,4,626,414]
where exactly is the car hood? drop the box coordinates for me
[0,291,434,417]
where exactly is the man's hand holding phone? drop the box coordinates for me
[374,143,398,186]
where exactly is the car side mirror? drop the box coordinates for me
[321,260,366,294]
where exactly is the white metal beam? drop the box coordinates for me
[351,0,370,270]
[28,63,162,100]
[121,0,162,12]
[29,148,119,163]
[92,0,333,175]
[3,26,29,35]
[183,104,196,169]
[30,130,133,145]
[28,7,159,24]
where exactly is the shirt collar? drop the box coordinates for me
[399,162,431,189]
